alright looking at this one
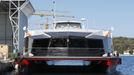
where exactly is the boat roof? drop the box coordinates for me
[55,20,81,23]
[27,29,111,39]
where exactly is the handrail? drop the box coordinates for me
[26,47,104,50]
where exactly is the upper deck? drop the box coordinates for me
[28,20,111,39]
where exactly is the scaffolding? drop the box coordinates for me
[0,0,34,54]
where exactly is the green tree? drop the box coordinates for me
[113,37,134,54]
[129,50,133,55]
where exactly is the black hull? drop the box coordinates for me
[17,57,121,74]
[18,61,117,73]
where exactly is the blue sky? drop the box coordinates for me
[29,0,134,37]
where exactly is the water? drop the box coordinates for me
[2,56,134,75]
[116,56,134,75]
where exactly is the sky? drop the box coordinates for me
[29,0,134,38]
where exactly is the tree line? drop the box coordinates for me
[113,37,134,54]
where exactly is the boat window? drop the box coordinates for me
[32,39,50,48]
[55,22,81,29]
[31,38,104,56]
[69,38,87,48]
[49,38,67,47]
[31,39,50,56]
[87,39,104,48]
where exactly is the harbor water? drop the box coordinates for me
[1,56,134,75]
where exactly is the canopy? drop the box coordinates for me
[30,29,107,39]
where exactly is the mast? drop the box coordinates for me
[52,0,56,29]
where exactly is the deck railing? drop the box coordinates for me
[28,47,105,57]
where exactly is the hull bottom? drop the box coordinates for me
[19,65,108,73]
[17,57,121,73]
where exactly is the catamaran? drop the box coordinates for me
[17,20,121,73]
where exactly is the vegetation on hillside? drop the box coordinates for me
[113,37,134,54]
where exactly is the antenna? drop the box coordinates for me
[45,17,49,29]
[52,0,56,29]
